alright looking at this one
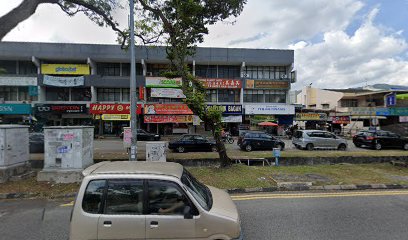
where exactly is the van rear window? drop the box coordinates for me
[82,180,106,214]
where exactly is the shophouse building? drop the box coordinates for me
[0,42,295,136]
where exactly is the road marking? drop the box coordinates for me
[231,190,408,201]
[60,201,74,207]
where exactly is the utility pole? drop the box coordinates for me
[129,0,137,161]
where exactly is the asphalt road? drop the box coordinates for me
[1,190,408,240]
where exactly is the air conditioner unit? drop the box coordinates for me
[281,74,288,79]
[147,72,153,76]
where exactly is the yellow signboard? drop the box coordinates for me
[41,64,90,75]
[102,114,130,121]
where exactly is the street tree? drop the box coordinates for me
[128,0,247,167]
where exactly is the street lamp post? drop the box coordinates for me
[129,0,137,161]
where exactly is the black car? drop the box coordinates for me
[120,129,160,141]
[353,130,408,150]
[240,132,285,152]
[168,134,217,153]
[29,133,44,153]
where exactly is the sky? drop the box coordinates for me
[1,0,408,90]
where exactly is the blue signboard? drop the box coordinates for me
[29,86,38,96]
[207,105,242,115]
[0,104,32,115]
[386,93,396,107]
[375,108,390,116]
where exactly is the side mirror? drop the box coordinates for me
[183,206,193,219]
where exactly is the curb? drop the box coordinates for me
[1,184,408,200]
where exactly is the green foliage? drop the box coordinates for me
[0,68,6,75]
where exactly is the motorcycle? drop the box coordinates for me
[222,133,234,144]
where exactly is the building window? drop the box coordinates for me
[244,89,264,103]
[0,60,17,75]
[122,63,143,76]
[122,88,130,102]
[321,104,330,109]
[146,64,170,77]
[18,61,37,75]
[46,87,69,101]
[196,65,217,78]
[0,86,18,101]
[218,89,240,102]
[341,99,358,107]
[264,90,286,103]
[205,90,217,102]
[244,66,287,80]
[72,88,91,101]
[217,65,240,79]
[97,63,121,76]
[97,88,121,102]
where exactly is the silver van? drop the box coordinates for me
[70,161,242,240]
[292,130,348,150]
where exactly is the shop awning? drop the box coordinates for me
[258,121,278,126]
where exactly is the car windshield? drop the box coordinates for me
[181,169,212,211]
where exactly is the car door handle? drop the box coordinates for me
[103,221,112,227]
[150,221,159,228]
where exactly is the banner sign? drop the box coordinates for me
[41,64,90,75]
[245,104,295,115]
[350,107,375,116]
[207,105,242,115]
[90,104,142,115]
[146,77,182,88]
[331,116,350,124]
[222,115,242,123]
[144,115,193,123]
[144,104,193,115]
[102,114,130,121]
[139,87,145,100]
[246,79,290,89]
[400,116,408,123]
[35,104,87,114]
[43,75,84,87]
[151,88,186,98]
[0,104,31,115]
[0,76,37,86]
[200,78,242,89]
[295,113,327,121]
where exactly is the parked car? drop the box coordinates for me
[353,130,408,150]
[292,130,348,150]
[168,134,217,153]
[70,161,242,240]
[240,131,285,152]
[29,133,44,153]
[120,129,160,141]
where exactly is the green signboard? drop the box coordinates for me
[0,104,32,115]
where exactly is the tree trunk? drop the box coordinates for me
[0,0,56,41]
[212,126,232,167]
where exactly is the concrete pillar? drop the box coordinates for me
[87,58,97,75]
[141,59,146,76]
[91,86,97,103]
[31,56,41,74]
[192,60,196,76]
[38,85,46,102]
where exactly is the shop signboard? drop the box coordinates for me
[90,104,142,115]
[400,116,408,123]
[245,104,295,115]
[43,75,84,87]
[29,86,38,96]
[245,79,289,89]
[199,78,242,89]
[41,64,90,75]
[350,107,375,116]
[151,88,186,98]
[222,115,242,123]
[331,116,350,124]
[376,107,408,116]
[101,114,130,121]
[0,76,37,86]
[146,77,182,88]
[0,104,31,115]
[206,105,242,115]
[35,104,87,114]
[144,104,193,115]
[144,115,193,123]
[295,113,327,121]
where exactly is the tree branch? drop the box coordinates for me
[137,0,175,35]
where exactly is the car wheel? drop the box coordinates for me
[227,138,234,144]
[375,143,382,150]
[211,145,218,152]
[177,146,185,153]
[354,143,361,148]
[245,145,253,152]
[338,144,347,151]
[403,143,408,150]
[306,143,314,151]
[275,144,284,151]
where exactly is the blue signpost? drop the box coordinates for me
[386,93,396,107]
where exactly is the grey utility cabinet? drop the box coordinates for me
[0,125,29,167]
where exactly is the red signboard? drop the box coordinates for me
[331,116,350,124]
[90,104,142,115]
[144,104,193,115]
[200,78,242,89]
[144,115,193,123]
[139,87,145,100]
